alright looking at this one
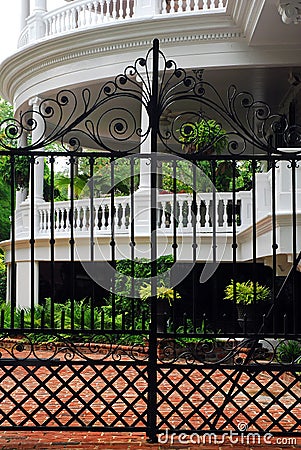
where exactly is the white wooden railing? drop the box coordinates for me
[44,0,135,38]
[18,0,227,47]
[18,26,30,47]
[162,0,227,14]
[35,191,250,236]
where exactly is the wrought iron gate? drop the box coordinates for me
[0,39,301,442]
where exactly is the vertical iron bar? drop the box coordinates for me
[10,154,16,329]
[110,157,116,332]
[89,156,95,330]
[232,159,237,335]
[20,309,24,329]
[271,159,277,334]
[130,156,135,330]
[30,155,35,329]
[211,160,217,264]
[211,160,218,329]
[50,156,55,329]
[192,162,197,331]
[172,158,177,333]
[291,158,297,334]
[147,38,159,443]
[251,159,257,328]
[69,155,75,331]
[89,156,95,263]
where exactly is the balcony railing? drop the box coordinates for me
[19,0,228,47]
[44,0,135,38]
[33,191,249,237]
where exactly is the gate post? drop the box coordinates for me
[147,38,160,443]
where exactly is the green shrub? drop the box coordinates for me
[277,340,301,364]
[224,280,270,305]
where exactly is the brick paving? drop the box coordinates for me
[0,345,300,449]
[0,431,300,449]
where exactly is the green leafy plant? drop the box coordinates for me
[139,282,181,306]
[54,173,89,200]
[172,319,215,343]
[177,119,227,154]
[0,298,103,332]
[277,340,301,364]
[224,280,270,305]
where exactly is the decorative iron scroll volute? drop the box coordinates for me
[0,39,300,156]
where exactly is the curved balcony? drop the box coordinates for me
[8,164,301,267]
[19,0,228,48]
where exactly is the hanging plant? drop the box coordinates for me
[177,119,227,154]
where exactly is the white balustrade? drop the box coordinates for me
[18,188,249,238]
[156,192,248,233]
[160,0,227,14]
[18,0,228,47]
[43,0,135,38]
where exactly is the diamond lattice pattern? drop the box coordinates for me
[156,365,301,433]
[0,362,148,428]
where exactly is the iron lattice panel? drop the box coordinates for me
[0,361,148,429]
[156,364,301,434]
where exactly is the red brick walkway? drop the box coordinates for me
[0,345,300,449]
[0,431,300,449]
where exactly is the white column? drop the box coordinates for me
[6,264,11,303]
[135,0,161,17]
[16,261,39,309]
[28,96,45,204]
[20,0,30,31]
[15,95,45,309]
[31,0,47,13]
[132,77,152,242]
[27,0,47,41]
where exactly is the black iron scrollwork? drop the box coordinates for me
[1,40,299,155]
[157,337,301,367]
[0,333,149,362]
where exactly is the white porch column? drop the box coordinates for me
[27,0,47,41]
[135,0,161,17]
[16,261,39,309]
[132,77,152,243]
[28,96,45,204]
[31,0,47,13]
[20,0,30,31]
[14,96,45,309]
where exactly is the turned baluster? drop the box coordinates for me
[177,199,184,229]
[186,199,192,228]
[161,201,167,228]
[162,0,168,14]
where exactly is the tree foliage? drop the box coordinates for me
[0,99,30,188]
